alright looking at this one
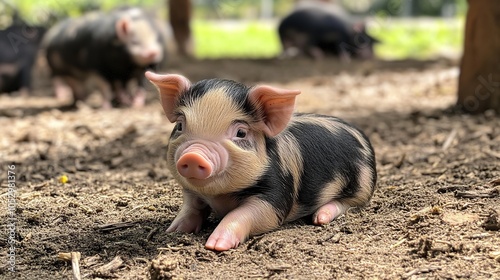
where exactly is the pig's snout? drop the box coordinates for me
[144,49,161,62]
[132,48,163,66]
[177,152,212,179]
[176,143,228,180]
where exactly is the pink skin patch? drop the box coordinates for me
[116,88,132,106]
[167,195,209,233]
[53,78,73,102]
[166,208,206,233]
[205,224,242,251]
[132,88,146,108]
[204,207,251,251]
[312,201,347,225]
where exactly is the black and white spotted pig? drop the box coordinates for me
[43,7,164,108]
[146,71,377,251]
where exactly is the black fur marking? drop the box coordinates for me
[233,139,255,151]
[234,137,295,223]
[233,114,375,220]
[290,116,367,210]
[179,79,258,118]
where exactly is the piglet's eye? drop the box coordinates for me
[176,121,183,132]
[236,129,247,138]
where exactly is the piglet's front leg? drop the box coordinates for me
[167,190,210,234]
[205,198,280,251]
[132,87,147,108]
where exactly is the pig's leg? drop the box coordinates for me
[18,87,29,97]
[205,198,280,251]
[167,190,210,233]
[338,49,352,63]
[112,81,132,107]
[86,74,114,109]
[309,46,325,60]
[132,87,146,108]
[312,201,348,225]
[130,76,146,108]
[53,77,74,102]
[119,79,145,108]
[62,77,86,107]
[93,76,115,109]
[18,63,31,97]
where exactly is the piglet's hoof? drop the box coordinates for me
[167,212,204,234]
[205,227,243,251]
[312,201,347,225]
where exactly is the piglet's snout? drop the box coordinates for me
[177,152,212,179]
[176,143,228,180]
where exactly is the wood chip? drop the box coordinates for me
[57,252,82,280]
[469,233,492,239]
[390,238,407,248]
[489,178,500,186]
[146,227,159,241]
[442,212,480,225]
[489,251,500,262]
[82,254,102,268]
[93,256,124,277]
[455,188,499,199]
[442,128,458,151]
[267,264,292,272]
[402,266,441,279]
[317,233,341,245]
[483,149,500,159]
[96,221,137,233]
[422,168,447,175]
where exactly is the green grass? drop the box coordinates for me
[192,18,464,60]
[193,20,281,59]
[369,18,464,59]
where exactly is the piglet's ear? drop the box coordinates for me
[145,71,191,122]
[352,21,366,33]
[249,85,301,137]
[115,17,130,41]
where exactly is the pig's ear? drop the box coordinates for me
[249,85,301,137]
[145,71,191,122]
[352,21,366,33]
[115,17,130,41]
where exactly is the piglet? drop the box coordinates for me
[146,71,377,251]
[43,7,165,108]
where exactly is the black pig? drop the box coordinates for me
[43,7,165,108]
[0,23,45,95]
[146,71,377,251]
[278,6,378,60]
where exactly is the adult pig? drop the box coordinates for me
[146,71,377,251]
[43,7,164,108]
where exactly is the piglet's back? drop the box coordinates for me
[268,113,377,222]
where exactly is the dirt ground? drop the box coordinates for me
[0,57,499,279]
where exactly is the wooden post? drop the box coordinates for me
[168,0,193,57]
[456,0,500,113]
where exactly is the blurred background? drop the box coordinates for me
[2,2,500,279]
[0,0,466,60]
